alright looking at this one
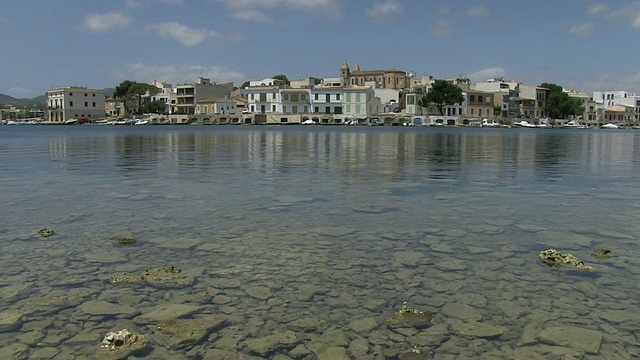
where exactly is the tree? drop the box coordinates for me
[419,79,464,116]
[141,100,167,114]
[114,80,137,99]
[272,74,290,86]
[240,81,250,89]
[541,82,584,119]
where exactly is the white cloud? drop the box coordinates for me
[468,67,507,83]
[464,5,488,18]
[124,0,184,7]
[587,3,609,15]
[84,12,132,32]
[118,63,248,87]
[365,1,404,22]
[219,0,342,21]
[587,1,640,30]
[569,22,594,36]
[149,22,221,47]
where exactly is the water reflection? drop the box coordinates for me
[35,128,640,187]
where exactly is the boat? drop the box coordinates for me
[134,119,149,126]
[302,119,317,125]
[64,118,79,125]
[536,123,553,128]
[481,118,501,127]
[562,121,587,129]
[512,120,536,128]
[468,121,482,128]
[601,123,619,129]
[6,117,42,125]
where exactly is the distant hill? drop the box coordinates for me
[0,93,44,106]
[1,88,115,106]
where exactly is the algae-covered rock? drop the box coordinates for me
[140,266,183,282]
[97,329,149,360]
[109,273,141,284]
[385,302,433,329]
[115,237,136,245]
[398,346,431,360]
[591,247,619,259]
[38,228,55,238]
[539,249,592,271]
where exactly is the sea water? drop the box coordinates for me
[0,125,639,359]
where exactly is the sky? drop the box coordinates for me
[2,0,640,99]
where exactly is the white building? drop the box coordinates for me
[46,87,105,123]
[593,90,640,122]
[241,86,282,113]
[343,86,381,118]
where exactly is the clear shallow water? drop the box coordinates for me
[1,125,639,359]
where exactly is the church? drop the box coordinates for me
[340,60,409,90]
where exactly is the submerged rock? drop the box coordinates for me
[398,346,432,360]
[115,237,136,245]
[109,273,141,284]
[539,249,592,271]
[38,228,55,238]
[109,266,187,285]
[155,317,228,350]
[385,302,433,329]
[591,247,619,259]
[97,329,148,359]
[140,266,183,282]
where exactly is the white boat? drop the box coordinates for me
[6,117,42,125]
[601,123,619,129]
[134,119,149,126]
[481,118,501,127]
[512,120,536,128]
[64,118,78,125]
[563,121,587,129]
[536,123,553,128]
[302,119,317,125]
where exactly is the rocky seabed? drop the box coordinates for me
[1,191,640,359]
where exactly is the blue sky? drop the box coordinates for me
[2,0,640,98]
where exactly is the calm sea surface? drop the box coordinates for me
[1,125,639,359]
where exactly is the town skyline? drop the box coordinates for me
[2,1,640,99]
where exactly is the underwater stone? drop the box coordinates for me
[38,228,55,237]
[97,329,148,359]
[109,273,141,284]
[539,249,593,271]
[385,302,432,329]
[115,237,136,245]
[591,247,619,259]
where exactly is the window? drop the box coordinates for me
[283,94,289,101]
[478,96,483,103]
[259,94,266,102]
[92,94,95,97]
[325,94,330,102]
[470,95,475,102]
[70,101,73,107]
[85,102,88,107]
[336,93,341,100]
[93,102,96,107]
[85,93,88,96]
[325,106,330,114]
[314,107,319,112]
[291,94,298,102]
[272,105,276,111]
[70,93,73,96]
[292,106,298,113]
[314,94,319,100]
[334,107,342,114]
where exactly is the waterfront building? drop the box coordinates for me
[464,90,495,120]
[474,78,520,119]
[241,86,282,113]
[593,90,640,123]
[340,60,409,90]
[518,84,548,119]
[343,86,381,118]
[173,77,233,115]
[281,89,311,114]
[105,98,126,118]
[46,87,105,123]
[310,87,344,114]
[195,97,236,115]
